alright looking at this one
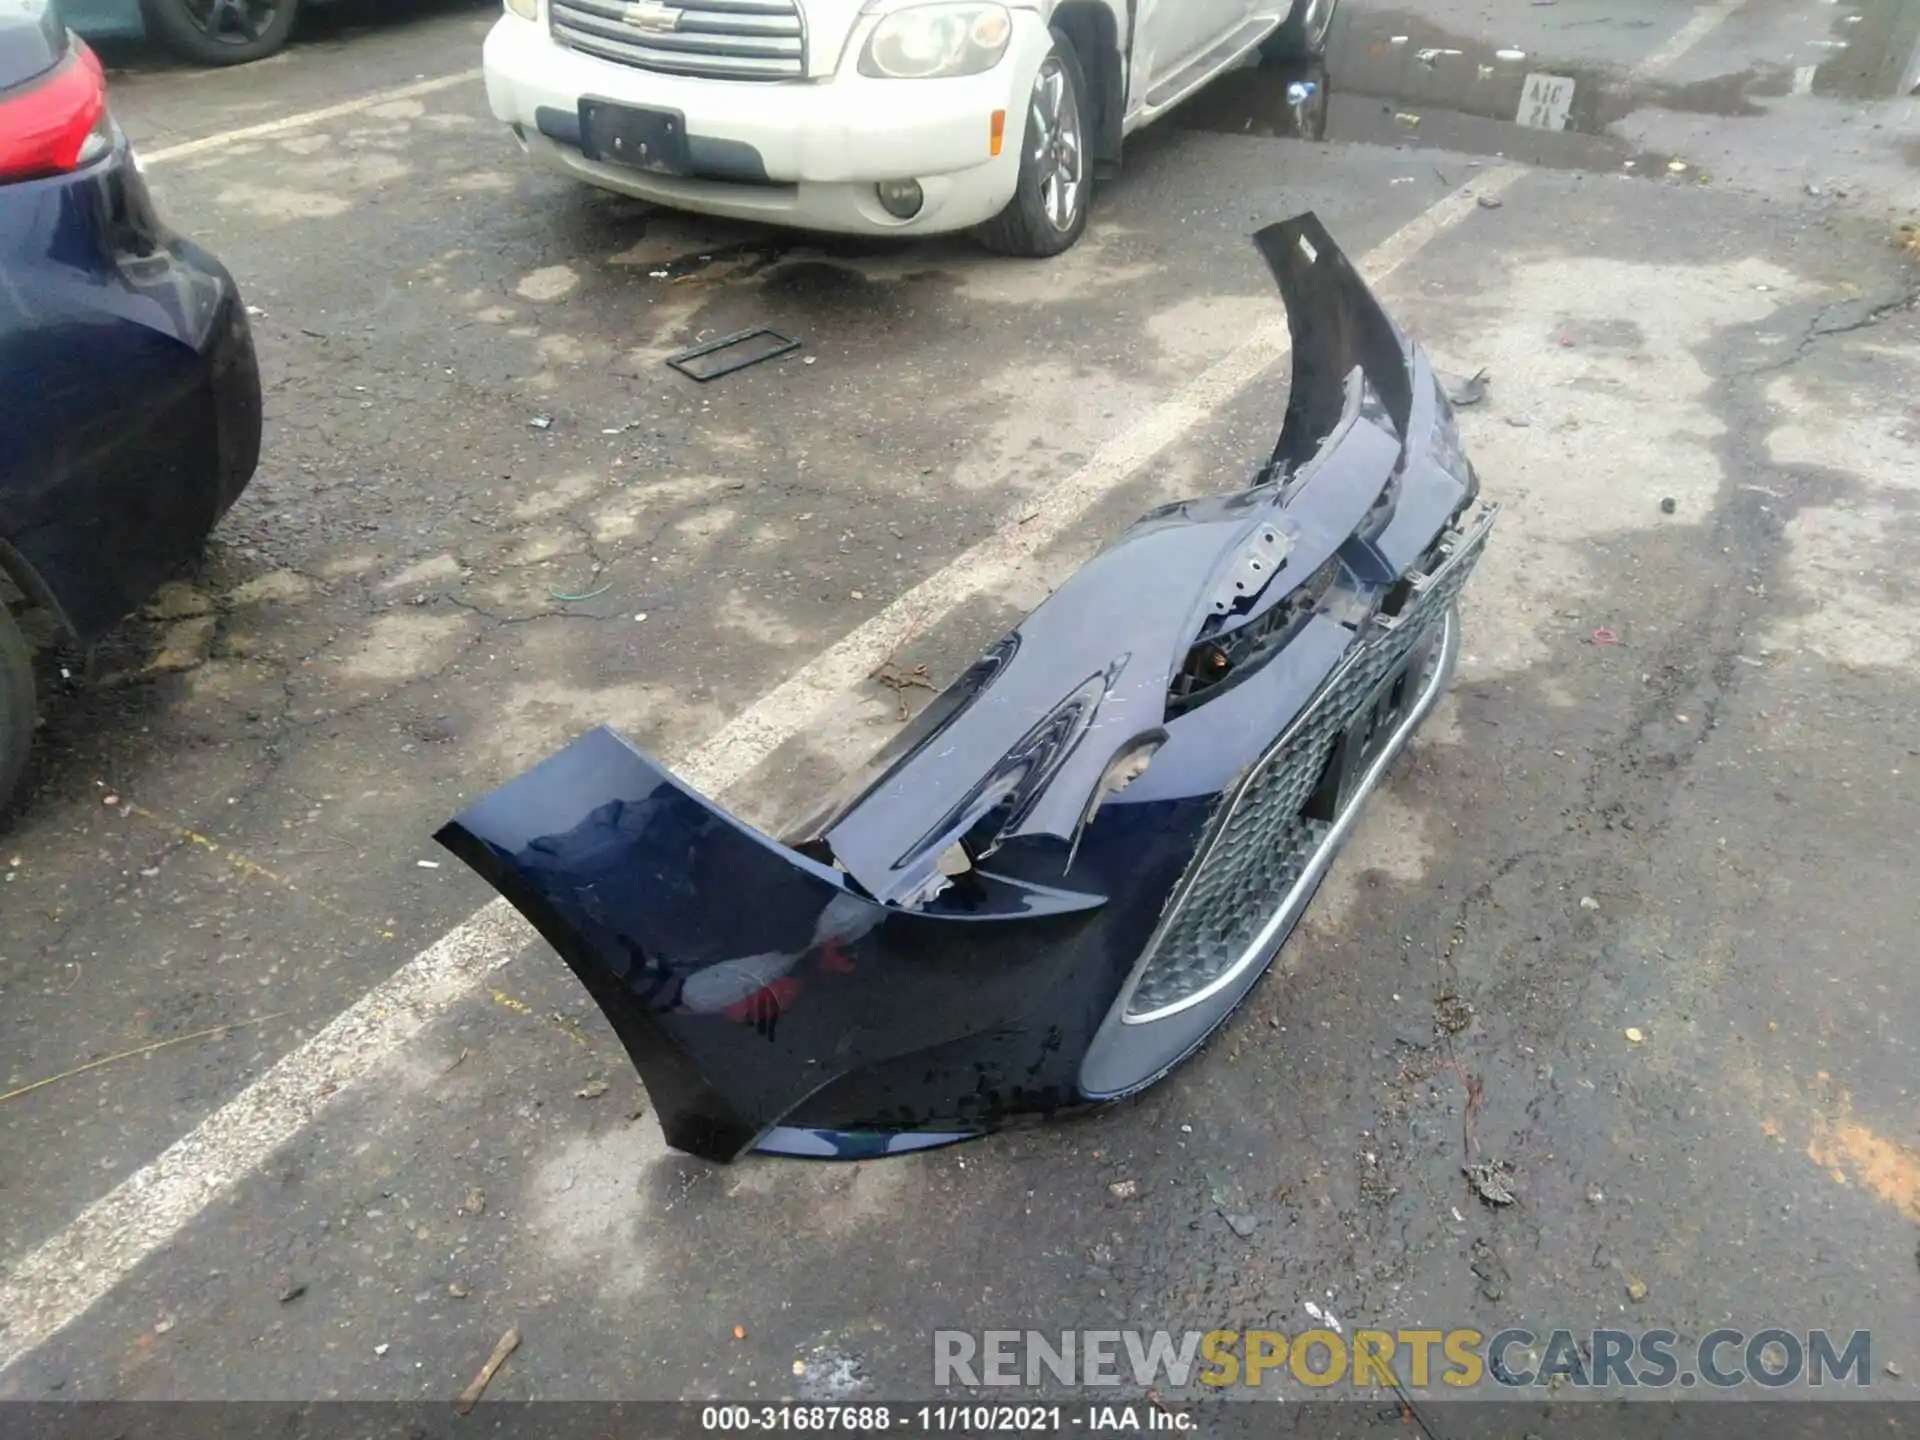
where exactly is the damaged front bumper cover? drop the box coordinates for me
[436,214,1497,1164]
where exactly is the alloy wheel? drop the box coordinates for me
[181,0,287,45]
[1027,56,1085,234]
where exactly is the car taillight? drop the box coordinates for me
[0,41,113,185]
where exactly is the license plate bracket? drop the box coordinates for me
[579,99,690,175]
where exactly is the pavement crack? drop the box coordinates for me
[438,592,614,626]
[1744,285,1919,376]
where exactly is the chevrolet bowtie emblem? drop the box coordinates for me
[624,1,682,30]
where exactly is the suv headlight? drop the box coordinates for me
[504,0,537,18]
[859,4,1013,79]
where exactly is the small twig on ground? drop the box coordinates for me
[869,660,937,721]
[455,1327,522,1415]
[0,1010,301,1107]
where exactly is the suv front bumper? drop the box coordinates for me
[482,11,1051,236]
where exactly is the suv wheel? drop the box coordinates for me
[979,30,1093,258]
[142,0,301,67]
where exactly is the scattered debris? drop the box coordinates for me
[373,1343,390,1357]
[1469,1238,1507,1302]
[1668,160,1688,174]
[278,1282,307,1304]
[1436,993,1474,1034]
[1477,195,1504,210]
[576,1079,610,1099]
[734,1325,747,1340]
[455,1326,522,1415]
[869,659,937,722]
[1448,368,1490,407]
[1660,497,1677,514]
[449,1282,471,1298]
[793,1359,807,1377]
[1394,112,1421,126]
[1108,1179,1138,1199]
[1626,1279,1648,1303]
[1303,1301,1344,1335]
[1463,1159,1517,1206]
[461,1187,486,1216]
[1591,628,1620,645]
[666,326,800,382]
[1222,1211,1259,1238]
[850,590,865,601]
[528,415,553,430]
[1624,1027,1646,1044]
[416,860,441,869]
[1885,1362,1902,1378]
[1580,896,1600,911]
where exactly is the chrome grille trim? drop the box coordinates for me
[1122,501,1498,1024]
[550,0,807,82]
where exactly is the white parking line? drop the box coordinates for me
[1636,0,1749,77]
[0,164,1525,1375]
[141,69,483,168]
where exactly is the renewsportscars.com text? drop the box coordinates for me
[933,1327,1875,1391]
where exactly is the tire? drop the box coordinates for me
[1260,0,1338,61]
[0,604,34,818]
[979,29,1094,259]
[141,0,300,67]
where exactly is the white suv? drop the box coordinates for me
[483,0,1336,256]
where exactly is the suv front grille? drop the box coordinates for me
[1123,502,1497,1021]
[550,0,806,82]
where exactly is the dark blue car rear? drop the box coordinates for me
[0,0,262,810]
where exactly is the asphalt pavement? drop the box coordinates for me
[1,0,1917,1410]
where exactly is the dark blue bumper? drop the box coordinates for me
[437,214,1497,1164]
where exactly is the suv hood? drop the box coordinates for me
[800,0,869,78]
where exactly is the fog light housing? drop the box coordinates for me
[876,180,925,220]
